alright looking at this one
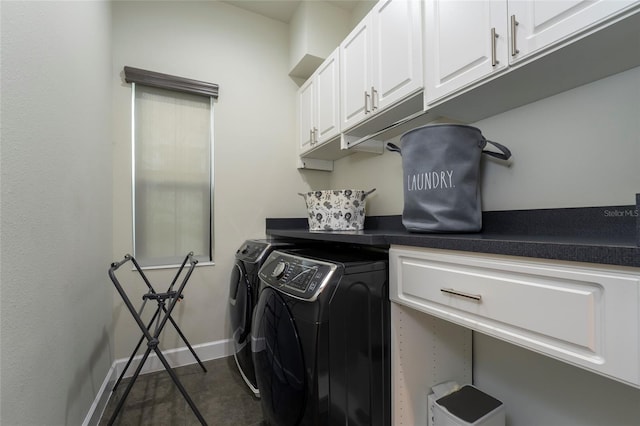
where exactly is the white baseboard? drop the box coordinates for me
[83,338,233,426]
[83,362,118,426]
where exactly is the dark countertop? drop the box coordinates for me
[266,205,640,268]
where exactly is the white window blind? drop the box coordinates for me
[132,83,214,267]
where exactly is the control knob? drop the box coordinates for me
[271,261,288,280]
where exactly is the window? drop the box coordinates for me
[125,67,218,267]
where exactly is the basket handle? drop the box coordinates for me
[388,140,510,160]
[386,142,401,155]
[483,139,512,160]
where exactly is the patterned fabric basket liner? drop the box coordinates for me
[298,189,376,231]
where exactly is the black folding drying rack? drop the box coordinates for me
[107,252,208,425]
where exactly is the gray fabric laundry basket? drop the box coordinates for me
[387,124,511,233]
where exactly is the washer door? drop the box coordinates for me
[252,287,306,426]
[229,262,251,347]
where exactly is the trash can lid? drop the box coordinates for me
[436,385,503,423]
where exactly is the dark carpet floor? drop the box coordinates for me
[99,356,264,425]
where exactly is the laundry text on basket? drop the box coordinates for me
[407,170,455,191]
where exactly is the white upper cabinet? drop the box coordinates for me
[509,0,638,63]
[298,77,315,155]
[425,0,509,104]
[340,0,422,132]
[299,0,639,163]
[340,18,371,132]
[424,0,639,109]
[298,48,340,157]
[315,51,340,144]
[371,0,423,112]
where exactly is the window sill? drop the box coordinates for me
[133,261,215,271]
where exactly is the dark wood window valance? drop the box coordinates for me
[124,66,219,99]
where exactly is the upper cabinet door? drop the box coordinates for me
[298,48,341,157]
[508,0,638,63]
[315,50,340,144]
[340,19,372,132]
[298,78,315,155]
[425,0,508,104]
[341,0,423,133]
[371,0,423,111]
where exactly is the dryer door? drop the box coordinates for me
[252,287,306,426]
[229,262,252,346]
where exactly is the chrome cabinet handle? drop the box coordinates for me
[441,288,482,302]
[371,86,378,111]
[510,15,519,57]
[310,128,317,145]
[491,27,499,66]
[364,90,371,114]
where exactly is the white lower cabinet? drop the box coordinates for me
[389,246,640,402]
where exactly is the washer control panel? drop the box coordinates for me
[259,251,337,301]
[236,240,269,263]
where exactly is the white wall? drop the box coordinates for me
[289,0,351,78]
[474,333,640,425]
[0,1,113,424]
[330,66,640,214]
[351,0,377,27]
[111,1,329,359]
